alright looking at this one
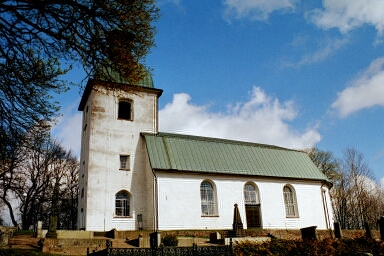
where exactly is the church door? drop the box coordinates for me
[244,183,262,228]
[245,204,261,228]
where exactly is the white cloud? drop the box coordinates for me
[284,37,349,68]
[159,87,321,149]
[310,0,384,35]
[223,0,298,22]
[52,99,82,156]
[331,57,384,117]
[296,38,348,66]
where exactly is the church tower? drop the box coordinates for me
[77,70,162,231]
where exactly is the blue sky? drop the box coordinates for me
[54,0,384,184]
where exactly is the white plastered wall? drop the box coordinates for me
[156,172,333,230]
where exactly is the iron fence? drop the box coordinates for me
[88,243,233,256]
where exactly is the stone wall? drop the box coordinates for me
[41,238,108,254]
[56,230,94,239]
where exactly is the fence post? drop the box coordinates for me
[151,246,157,256]
[230,237,233,256]
[105,239,111,256]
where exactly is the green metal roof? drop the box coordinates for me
[95,65,154,88]
[143,132,328,181]
[108,68,154,88]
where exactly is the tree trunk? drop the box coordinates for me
[2,197,18,227]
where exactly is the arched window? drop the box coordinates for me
[283,185,298,217]
[244,184,259,204]
[115,191,130,217]
[200,181,217,216]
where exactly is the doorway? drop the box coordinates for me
[244,183,262,228]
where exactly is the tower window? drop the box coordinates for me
[120,155,130,170]
[118,100,132,120]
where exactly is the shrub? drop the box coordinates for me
[0,249,52,256]
[161,234,178,247]
[233,238,384,256]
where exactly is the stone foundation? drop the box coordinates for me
[41,238,107,254]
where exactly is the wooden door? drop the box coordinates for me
[245,204,261,228]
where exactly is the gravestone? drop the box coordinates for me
[46,184,59,238]
[0,227,9,247]
[364,222,371,239]
[210,232,221,243]
[334,222,342,239]
[300,226,317,240]
[378,216,384,241]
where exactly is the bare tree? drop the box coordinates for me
[0,125,28,226]
[1,122,79,229]
[306,147,384,230]
[331,168,349,229]
[57,155,79,229]
[333,147,384,229]
[18,140,79,230]
[342,148,372,229]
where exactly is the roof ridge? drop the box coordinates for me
[142,132,301,152]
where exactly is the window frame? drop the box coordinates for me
[118,99,133,121]
[119,155,130,170]
[115,190,131,217]
[283,185,299,218]
[200,180,218,217]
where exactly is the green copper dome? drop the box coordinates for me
[96,64,154,88]
[136,68,154,88]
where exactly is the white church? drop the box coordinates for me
[77,70,333,232]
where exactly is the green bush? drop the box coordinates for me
[14,230,35,235]
[161,234,178,247]
[233,238,384,256]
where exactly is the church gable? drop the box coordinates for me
[142,132,328,181]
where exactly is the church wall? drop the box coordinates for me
[156,172,333,230]
[79,83,158,231]
[78,88,94,230]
